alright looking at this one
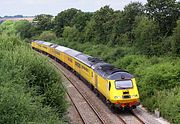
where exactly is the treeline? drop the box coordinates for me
[3,0,179,56]
[2,15,23,18]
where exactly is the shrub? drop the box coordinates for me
[0,33,67,123]
[158,87,180,124]
[0,83,64,124]
[39,31,57,41]
[113,55,148,73]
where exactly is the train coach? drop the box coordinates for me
[31,40,140,109]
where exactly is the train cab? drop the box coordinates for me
[93,63,140,109]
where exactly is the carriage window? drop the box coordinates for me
[81,65,89,72]
[43,46,47,49]
[54,50,60,55]
[68,57,72,62]
[75,62,81,68]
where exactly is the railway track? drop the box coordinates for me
[50,59,106,124]
[50,58,145,124]
[116,111,145,124]
[37,51,150,124]
[131,111,146,124]
[65,91,84,124]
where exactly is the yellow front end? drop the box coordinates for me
[109,78,140,108]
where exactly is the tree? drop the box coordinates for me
[133,16,161,56]
[171,19,180,55]
[0,21,16,34]
[33,14,54,33]
[122,2,144,32]
[62,26,78,42]
[72,12,93,32]
[92,6,115,44]
[39,31,57,41]
[146,0,179,36]
[54,8,81,37]
[112,2,144,44]
[14,20,32,39]
[84,19,96,43]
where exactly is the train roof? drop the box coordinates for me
[93,62,133,80]
[35,41,133,80]
[49,44,58,48]
[64,49,82,57]
[55,46,70,52]
[36,41,44,44]
[75,54,92,67]
[42,42,53,46]
[107,72,133,80]
[75,54,103,67]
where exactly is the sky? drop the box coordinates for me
[0,0,147,17]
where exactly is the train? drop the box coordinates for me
[31,40,140,109]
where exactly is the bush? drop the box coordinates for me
[0,21,16,35]
[113,55,148,73]
[39,31,57,41]
[158,87,180,124]
[0,83,63,124]
[14,20,32,39]
[0,33,67,123]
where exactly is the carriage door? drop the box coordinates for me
[95,74,98,89]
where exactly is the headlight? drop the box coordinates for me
[114,96,121,99]
[131,95,138,98]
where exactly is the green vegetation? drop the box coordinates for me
[38,31,57,41]
[0,0,179,123]
[54,39,180,124]
[0,33,68,123]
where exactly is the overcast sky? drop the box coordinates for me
[0,0,147,16]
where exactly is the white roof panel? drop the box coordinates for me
[42,42,53,46]
[55,46,70,52]
[37,41,44,44]
[64,49,82,57]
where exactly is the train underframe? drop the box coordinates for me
[113,101,140,110]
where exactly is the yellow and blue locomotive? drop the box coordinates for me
[31,40,140,109]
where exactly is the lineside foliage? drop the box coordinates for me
[53,39,180,124]
[0,33,68,124]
